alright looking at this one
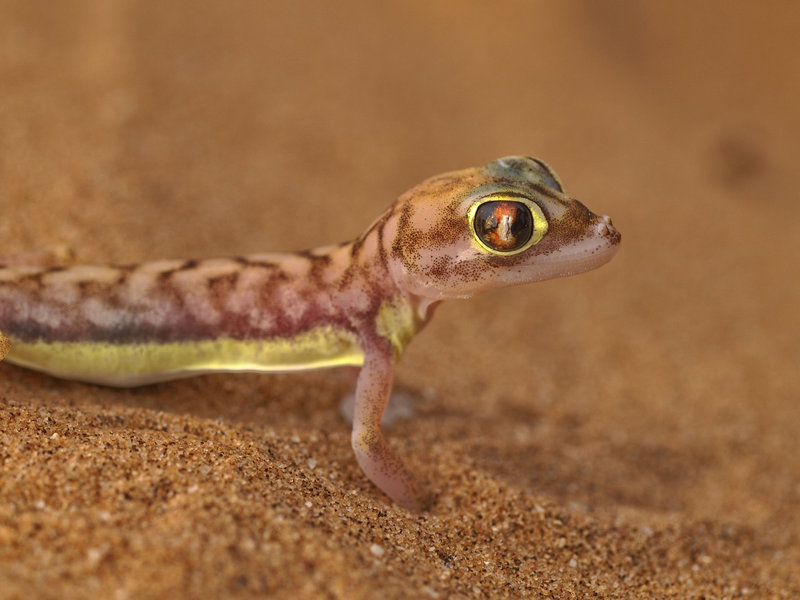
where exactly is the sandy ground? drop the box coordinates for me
[1,1,799,598]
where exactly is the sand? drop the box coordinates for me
[1,1,798,598]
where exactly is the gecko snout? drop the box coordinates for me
[597,215,621,244]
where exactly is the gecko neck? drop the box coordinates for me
[323,234,429,359]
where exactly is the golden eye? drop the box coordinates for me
[469,197,548,255]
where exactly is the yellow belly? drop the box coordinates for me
[5,324,363,386]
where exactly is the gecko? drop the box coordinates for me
[0,156,620,509]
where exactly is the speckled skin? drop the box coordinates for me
[0,157,620,509]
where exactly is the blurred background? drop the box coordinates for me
[3,2,797,257]
[0,0,798,595]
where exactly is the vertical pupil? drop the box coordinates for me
[475,201,534,251]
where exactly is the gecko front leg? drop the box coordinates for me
[351,340,427,510]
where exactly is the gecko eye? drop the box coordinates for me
[468,196,548,255]
[474,201,532,251]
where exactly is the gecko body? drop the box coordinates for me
[0,156,620,508]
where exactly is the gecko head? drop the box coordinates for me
[385,156,621,302]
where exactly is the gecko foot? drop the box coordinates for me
[352,429,431,510]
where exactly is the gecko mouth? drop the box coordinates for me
[518,214,620,282]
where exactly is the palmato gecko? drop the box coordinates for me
[0,156,620,509]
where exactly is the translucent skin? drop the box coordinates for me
[0,156,620,509]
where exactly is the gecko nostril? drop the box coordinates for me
[597,215,620,241]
